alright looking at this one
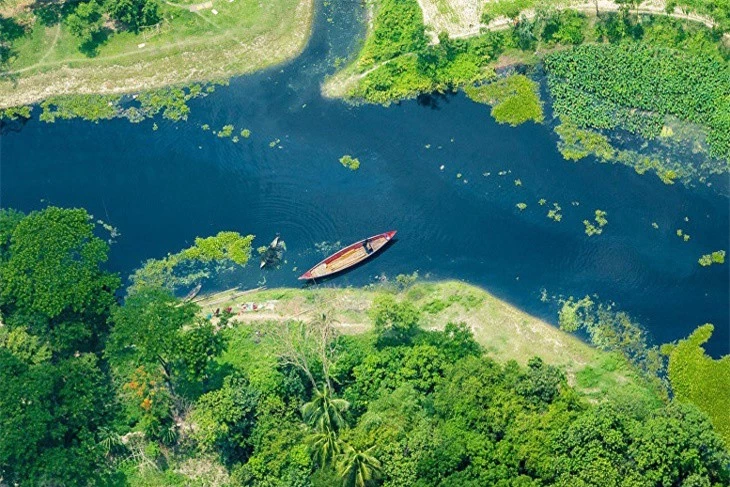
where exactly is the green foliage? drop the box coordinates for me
[698,250,726,266]
[37,85,210,124]
[109,287,224,441]
[218,124,235,138]
[0,351,115,485]
[339,155,361,170]
[584,209,608,236]
[108,287,222,384]
[673,0,730,31]
[0,105,32,120]
[554,122,688,184]
[559,297,665,383]
[302,385,350,435]
[191,375,259,465]
[464,74,543,126]
[40,94,121,123]
[545,42,730,160]
[136,86,198,121]
[65,0,104,46]
[370,294,421,347]
[107,0,160,33]
[554,122,615,161]
[348,0,505,104]
[337,444,382,487]
[3,203,730,484]
[539,9,587,45]
[0,327,51,365]
[128,231,253,293]
[395,271,419,290]
[357,0,428,69]
[241,128,251,138]
[0,207,119,355]
[662,324,730,446]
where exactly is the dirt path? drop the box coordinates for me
[439,0,719,40]
[37,24,61,64]
[165,0,214,12]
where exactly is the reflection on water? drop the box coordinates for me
[0,0,728,356]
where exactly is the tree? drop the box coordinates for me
[108,286,222,392]
[370,294,421,347]
[515,357,565,406]
[337,444,381,487]
[66,0,104,47]
[0,350,114,484]
[0,208,23,259]
[191,375,259,465]
[0,207,119,356]
[308,429,343,468]
[107,0,160,32]
[273,311,340,389]
[302,385,350,435]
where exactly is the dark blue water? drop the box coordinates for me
[1,1,728,355]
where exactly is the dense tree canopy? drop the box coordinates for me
[107,0,161,33]
[0,208,119,484]
[1,206,728,485]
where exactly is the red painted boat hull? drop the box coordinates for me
[298,231,397,280]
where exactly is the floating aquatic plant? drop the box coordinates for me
[698,251,726,266]
[218,125,234,138]
[339,155,360,170]
[547,203,563,222]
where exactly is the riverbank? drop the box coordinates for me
[322,0,729,182]
[0,0,314,108]
[195,280,663,404]
[322,0,727,103]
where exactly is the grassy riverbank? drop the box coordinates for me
[323,0,729,182]
[0,0,313,108]
[195,280,663,404]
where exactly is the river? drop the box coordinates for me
[1,0,728,355]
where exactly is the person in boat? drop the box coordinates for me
[363,238,373,254]
[261,234,286,269]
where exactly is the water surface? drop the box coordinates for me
[1,1,728,355]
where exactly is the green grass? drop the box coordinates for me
[0,0,313,107]
[198,280,665,403]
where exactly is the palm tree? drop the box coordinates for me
[301,384,349,435]
[337,444,381,487]
[307,429,343,466]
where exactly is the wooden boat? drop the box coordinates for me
[298,231,397,280]
[183,283,202,302]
